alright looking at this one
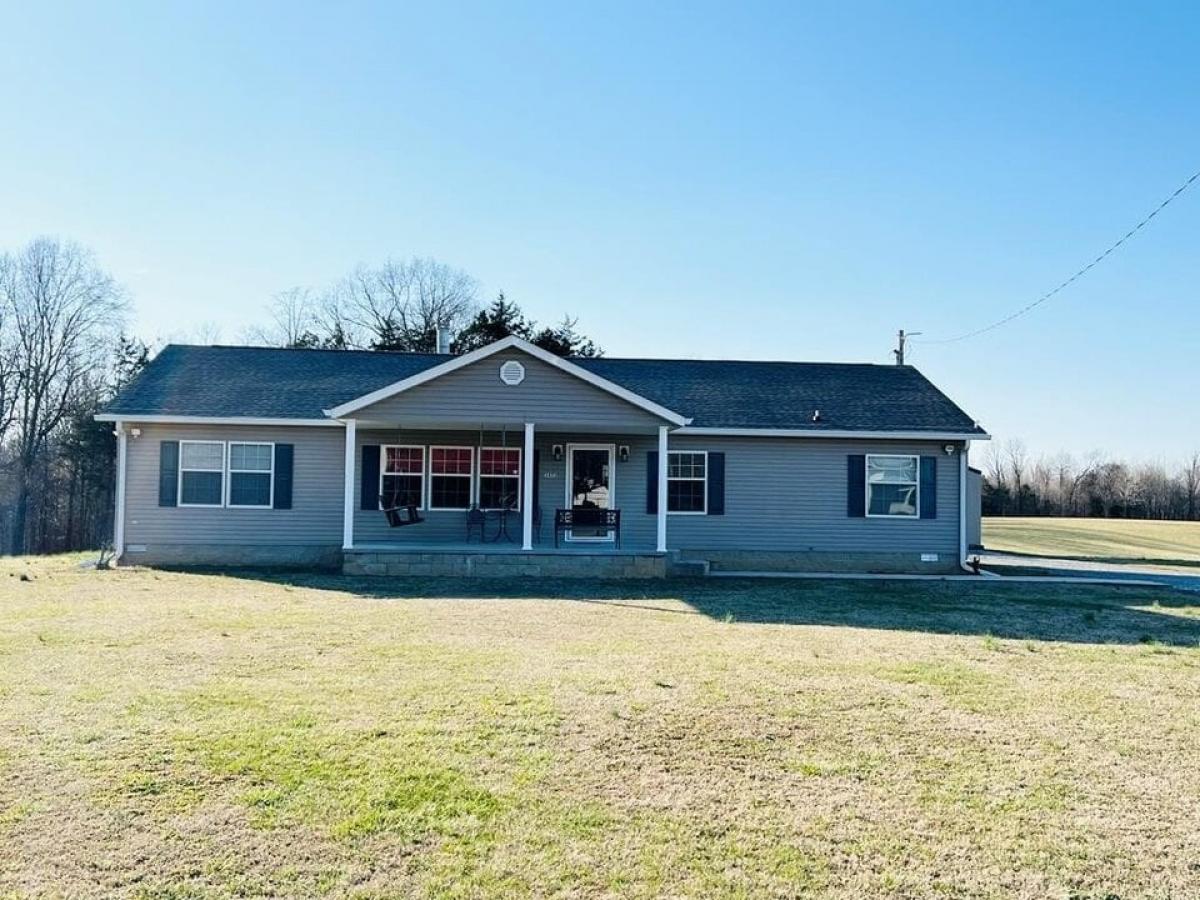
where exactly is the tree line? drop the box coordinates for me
[0,238,600,555]
[981,439,1200,521]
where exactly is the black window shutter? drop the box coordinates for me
[273,444,294,509]
[361,445,380,510]
[707,452,725,515]
[159,441,179,507]
[847,454,866,517]
[646,450,659,514]
[920,456,937,519]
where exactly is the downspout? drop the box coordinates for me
[959,441,972,572]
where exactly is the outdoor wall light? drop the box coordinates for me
[552,444,563,461]
[618,445,630,462]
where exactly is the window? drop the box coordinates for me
[179,441,225,507]
[380,445,424,509]
[228,442,274,508]
[478,448,521,510]
[667,451,707,513]
[429,446,474,510]
[867,455,919,518]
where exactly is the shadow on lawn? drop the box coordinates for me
[210,569,1200,648]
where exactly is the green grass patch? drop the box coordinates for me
[1,555,1198,897]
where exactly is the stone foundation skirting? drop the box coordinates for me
[682,549,960,575]
[122,544,959,577]
[343,550,670,579]
[120,543,343,570]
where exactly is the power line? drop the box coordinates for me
[917,167,1200,345]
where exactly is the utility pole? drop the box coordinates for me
[894,329,921,365]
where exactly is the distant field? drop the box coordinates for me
[984,517,1200,565]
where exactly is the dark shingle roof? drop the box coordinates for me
[575,357,983,432]
[104,344,985,434]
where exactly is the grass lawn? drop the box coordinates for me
[984,516,1200,566]
[2,556,1199,898]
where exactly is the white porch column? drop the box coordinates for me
[522,422,535,550]
[342,419,357,550]
[656,425,668,553]
[113,421,128,561]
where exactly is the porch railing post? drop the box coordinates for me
[342,419,356,550]
[656,425,668,552]
[522,422,535,550]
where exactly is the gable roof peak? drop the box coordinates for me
[324,335,691,425]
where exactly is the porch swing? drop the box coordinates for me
[379,431,425,528]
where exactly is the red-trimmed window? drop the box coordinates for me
[478,448,521,510]
[381,445,424,509]
[429,446,474,510]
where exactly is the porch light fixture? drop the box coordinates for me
[618,445,630,462]
[552,444,563,461]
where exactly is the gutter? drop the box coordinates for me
[94,414,343,427]
[675,427,990,441]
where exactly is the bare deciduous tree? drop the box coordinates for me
[0,283,17,445]
[244,287,322,348]
[1004,438,1029,514]
[0,238,126,553]
[327,257,479,350]
[1184,452,1200,521]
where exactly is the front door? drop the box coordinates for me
[566,444,615,540]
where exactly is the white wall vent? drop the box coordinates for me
[499,360,526,385]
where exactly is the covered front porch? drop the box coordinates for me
[340,420,674,557]
[327,336,693,571]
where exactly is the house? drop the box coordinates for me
[96,336,988,577]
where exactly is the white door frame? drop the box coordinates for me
[564,442,616,542]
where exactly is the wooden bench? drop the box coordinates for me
[554,508,620,548]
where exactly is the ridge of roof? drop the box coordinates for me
[161,343,904,370]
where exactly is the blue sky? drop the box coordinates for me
[3,2,1198,460]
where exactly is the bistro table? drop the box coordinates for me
[485,507,517,543]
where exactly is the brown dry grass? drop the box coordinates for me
[1,555,1198,898]
[984,517,1200,566]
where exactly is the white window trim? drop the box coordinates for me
[477,446,522,512]
[667,450,708,515]
[226,441,275,509]
[178,440,227,508]
[428,445,475,511]
[865,453,920,519]
[379,444,426,511]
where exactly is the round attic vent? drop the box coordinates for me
[499,360,526,386]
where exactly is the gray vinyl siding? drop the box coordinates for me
[352,351,670,429]
[123,423,343,547]
[967,468,982,547]
[120,422,963,562]
[666,436,962,555]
